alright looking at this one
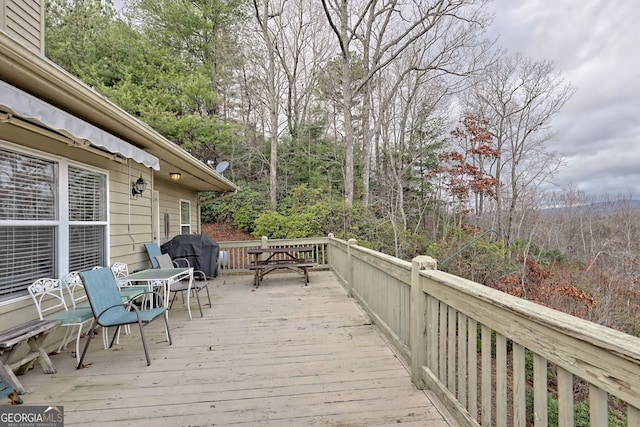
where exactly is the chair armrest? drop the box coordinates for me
[171,257,190,268]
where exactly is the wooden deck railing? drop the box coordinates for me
[219,235,640,427]
[217,236,329,272]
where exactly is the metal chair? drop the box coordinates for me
[77,267,171,368]
[144,243,164,269]
[155,254,211,320]
[110,262,149,306]
[144,243,206,281]
[28,278,94,364]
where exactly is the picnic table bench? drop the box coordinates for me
[246,246,316,288]
[0,319,62,394]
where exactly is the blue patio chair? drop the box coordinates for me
[144,243,163,269]
[77,267,172,368]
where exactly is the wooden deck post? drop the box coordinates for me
[410,256,437,389]
[346,238,357,297]
[260,236,269,262]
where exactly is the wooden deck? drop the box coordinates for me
[3,270,453,426]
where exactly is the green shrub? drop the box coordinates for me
[200,182,270,232]
[525,390,628,427]
[253,211,316,239]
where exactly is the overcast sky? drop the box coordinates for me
[486,0,640,198]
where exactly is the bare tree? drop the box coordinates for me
[250,0,337,206]
[467,53,576,244]
[252,0,285,208]
[321,0,491,206]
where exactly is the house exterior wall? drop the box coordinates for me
[0,0,44,54]
[0,119,201,327]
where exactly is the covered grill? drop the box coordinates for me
[161,234,220,278]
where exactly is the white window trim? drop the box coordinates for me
[0,140,110,301]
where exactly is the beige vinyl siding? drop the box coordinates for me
[108,164,153,271]
[108,176,200,271]
[156,181,199,243]
[1,0,44,54]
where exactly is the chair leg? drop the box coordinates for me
[194,287,203,318]
[205,285,212,307]
[102,327,109,349]
[57,326,73,352]
[136,319,151,366]
[77,319,97,369]
[164,312,172,346]
[74,324,84,365]
[108,326,121,349]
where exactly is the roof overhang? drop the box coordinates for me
[0,31,238,193]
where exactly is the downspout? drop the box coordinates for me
[127,161,135,250]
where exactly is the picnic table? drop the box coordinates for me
[246,246,316,288]
[0,319,62,394]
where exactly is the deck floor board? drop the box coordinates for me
[3,270,453,426]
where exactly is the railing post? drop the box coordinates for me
[260,236,269,262]
[410,255,437,389]
[346,238,357,297]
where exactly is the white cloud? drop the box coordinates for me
[487,0,640,197]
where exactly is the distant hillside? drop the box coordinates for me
[540,199,640,215]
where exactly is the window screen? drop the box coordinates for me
[69,225,105,271]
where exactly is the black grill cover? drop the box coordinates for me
[161,234,219,278]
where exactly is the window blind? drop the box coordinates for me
[68,166,106,270]
[68,167,106,222]
[0,147,57,299]
[0,226,56,298]
[69,225,105,271]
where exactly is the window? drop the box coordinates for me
[68,166,107,272]
[0,145,108,300]
[180,200,191,235]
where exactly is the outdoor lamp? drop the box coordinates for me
[170,172,181,181]
[131,175,147,197]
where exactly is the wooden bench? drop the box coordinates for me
[0,319,62,394]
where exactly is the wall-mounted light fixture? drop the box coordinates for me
[131,175,147,197]
[170,172,182,181]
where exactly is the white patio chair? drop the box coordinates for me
[28,278,94,364]
[110,262,149,305]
